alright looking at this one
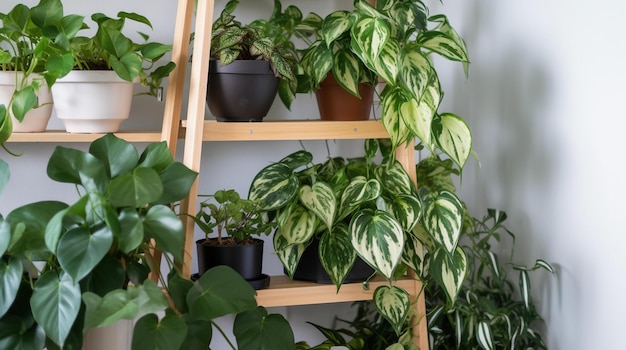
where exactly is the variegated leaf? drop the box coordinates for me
[280,204,318,245]
[302,41,333,85]
[372,39,400,85]
[332,48,362,98]
[399,45,432,102]
[299,182,336,230]
[295,12,323,35]
[351,17,390,67]
[318,224,356,291]
[388,194,422,232]
[375,160,415,196]
[423,190,463,254]
[519,269,531,311]
[373,285,410,335]
[401,230,426,279]
[249,162,299,211]
[432,112,472,170]
[381,87,411,148]
[321,11,352,46]
[430,246,467,305]
[428,14,470,75]
[350,209,404,280]
[354,0,384,18]
[273,230,306,278]
[417,30,470,63]
[477,321,495,350]
[338,176,381,220]
[401,82,441,151]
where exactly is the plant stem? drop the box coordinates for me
[211,320,237,350]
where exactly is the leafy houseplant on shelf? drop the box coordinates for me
[206,0,298,121]
[299,0,472,171]
[52,10,175,133]
[0,134,295,350]
[248,139,469,344]
[192,188,276,289]
[0,0,79,136]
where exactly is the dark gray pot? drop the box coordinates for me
[206,60,279,122]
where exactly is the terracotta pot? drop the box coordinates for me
[315,72,375,121]
[206,60,279,122]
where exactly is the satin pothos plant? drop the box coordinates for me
[296,0,472,169]
[248,139,468,340]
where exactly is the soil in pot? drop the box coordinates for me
[291,238,375,284]
[315,72,375,121]
[206,60,279,122]
[195,237,269,289]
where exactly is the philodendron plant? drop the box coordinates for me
[0,0,81,146]
[0,134,295,350]
[248,139,468,340]
[298,0,472,169]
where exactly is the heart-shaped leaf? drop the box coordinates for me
[143,204,184,262]
[0,256,22,318]
[249,162,299,211]
[319,224,356,291]
[429,246,468,305]
[338,176,381,220]
[423,190,463,254]
[373,285,410,335]
[57,225,113,283]
[279,204,318,245]
[132,312,187,350]
[234,307,295,350]
[299,181,336,230]
[432,112,472,170]
[273,230,307,279]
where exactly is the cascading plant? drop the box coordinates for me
[248,139,468,343]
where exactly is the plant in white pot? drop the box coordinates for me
[52,11,175,133]
[0,0,78,135]
[192,189,276,289]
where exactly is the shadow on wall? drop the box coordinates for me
[435,1,566,348]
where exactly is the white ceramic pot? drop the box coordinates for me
[52,70,135,133]
[0,71,53,132]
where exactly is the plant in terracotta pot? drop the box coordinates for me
[206,0,298,121]
[192,188,276,289]
[0,134,295,349]
[52,10,175,133]
[248,139,469,341]
[0,0,79,136]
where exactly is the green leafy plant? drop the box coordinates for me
[248,139,468,342]
[297,0,472,169]
[209,0,298,109]
[192,188,276,244]
[0,134,295,349]
[0,0,81,145]
[70,11,175,97]
[427,209,554,350]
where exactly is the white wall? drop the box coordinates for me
[2,0,624,349]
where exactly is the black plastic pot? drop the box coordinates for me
[195,238,269,289]
[206,60,279,122]
[291,239,375,284]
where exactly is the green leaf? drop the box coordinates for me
[79,254,126,296]
[371,39,400,85]
[279,150,313,170]
[417,29,469,63]
[180,317,212,350]
[321,11,352,45]
[234,307,295,350]
[158,162,198,204]
[0,314,46,350]
[401,82,439,150]
[187,265,257,321]
[57,225,113,283]
[381,87,411,148]
[373,285,410,335]
[44,196,88,254]
[279,204,318,245]
[47,146,107,193]
[477,321,494,350]
[299,182,336,230]
[338,176,381,220]
[249,162,299,211]
[107,167,163,208]
[319,224,356,291]
[273,230,306,278]
[11,86,37,123]
[302,40,333,85]
[89,134,139,178]
[423,190,463,254]
[429,246,467,305]
[433,112,472,170]
[399,46,432,102]
[138,141,175,172]
[351,17,390,67]
[375,160,415,196]
[7,201,68,259]
[0,257,22,318]
[30,271,81,348]
[167,270,194,315]
[0,218,10,257]
[117,208,143,254]
[144,205,184,262]
[0,159,8,197]
[332,48,362,98]
[401,230,426,278]
[519,269,531,311]
[388,194,422,232]
[350,209,404,281]
[132,313,187,350]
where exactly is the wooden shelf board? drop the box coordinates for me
[7,131,166,143]
[188,120,389,141]
[256,275,417,308]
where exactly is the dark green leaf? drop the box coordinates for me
[89,134,139,178]
[234,307,295,350]
[47,146,107,193]
[132,313,187,350]
[57,225,113,283]
[143,205,184,262]
[0,257,23,318]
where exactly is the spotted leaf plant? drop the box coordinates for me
[248,139,468,340]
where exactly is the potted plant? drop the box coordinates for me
[248,139,468,339]
[191,188,275,289]
[51,11,175,133]
[206,0,298,122]
[0,0,79,134]
[0,134,295,349]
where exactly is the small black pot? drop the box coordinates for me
[206,60,279,122]
[196,238,264,280]
[291,239,375,284]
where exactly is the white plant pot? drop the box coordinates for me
[52,70,135,133]
[0,71,53,132]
